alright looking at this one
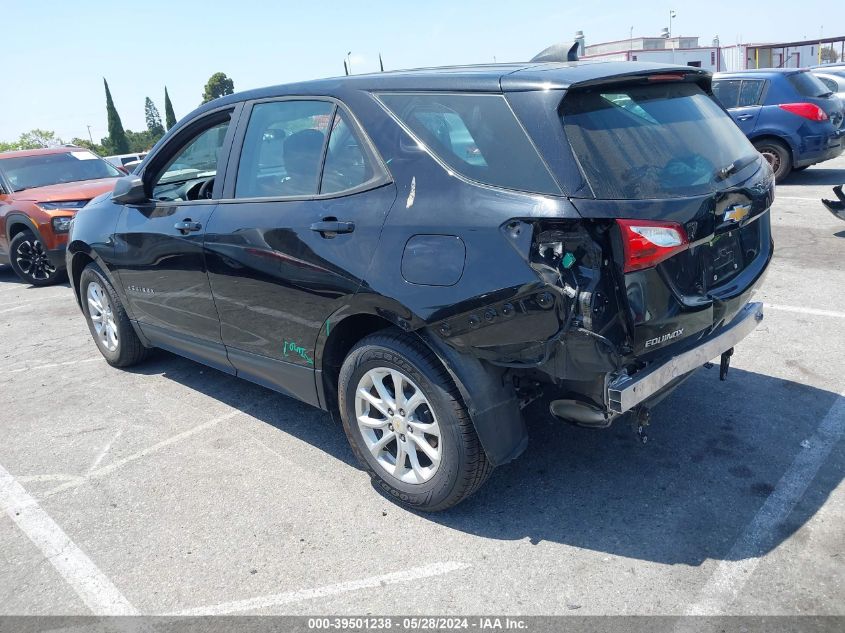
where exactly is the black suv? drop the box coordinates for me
[68,61,772,510]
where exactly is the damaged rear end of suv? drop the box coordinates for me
[363,62,772,507]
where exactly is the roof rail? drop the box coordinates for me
[530,41,580,63]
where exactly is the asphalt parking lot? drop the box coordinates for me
[1,157,844,617]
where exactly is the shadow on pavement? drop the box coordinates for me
[128,349,842,567]
[784,166,845,186]
[0,263,71,290]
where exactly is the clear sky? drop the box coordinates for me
[1,0,835,142]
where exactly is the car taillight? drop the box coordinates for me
[779,102,829,122]
[617,219,689,273]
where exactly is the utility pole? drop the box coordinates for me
[346,51,353,75]
[629,26,634,60]
[86,125,93,144]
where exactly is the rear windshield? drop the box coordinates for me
[378,93,561,195]
[787,72,831,98]
[561,82,760,199]
[1,151,121,192]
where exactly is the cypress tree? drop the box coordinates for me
[144,97,165,137]
[164,87,177,131]
[103,78,129,154]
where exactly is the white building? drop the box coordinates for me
[576,31,845,72]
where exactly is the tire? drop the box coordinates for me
[338,329,493,511]
[80,262,149,367]
[754,139,792,182]
[8,231,67,286]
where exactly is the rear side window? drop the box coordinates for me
[787,72,830,98]
[561,82,759,200]
[818,76,838,92]
[378,93,560,195]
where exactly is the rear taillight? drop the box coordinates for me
[779,102,829,122]
[617,219,689,273]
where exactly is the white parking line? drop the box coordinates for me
[173,561,470,616]
[0,357,102,374]
[87,429,124,474]
[766,303,845,319]
[0,305,25,315]
[40,407,248,499]
[686,389,845,615]
[775,196,824,202]
[0,461,137,615]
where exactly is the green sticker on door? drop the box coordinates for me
[283,340,314,365]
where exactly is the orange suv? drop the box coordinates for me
[0,147,122,285]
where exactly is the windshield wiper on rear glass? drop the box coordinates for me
[715,155,758,182]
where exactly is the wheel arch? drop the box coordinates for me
[317,302,528,467]
[6,213,40,242]
[67,244,131,317]
[749,133,796,160]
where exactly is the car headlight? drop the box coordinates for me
[37,200,89,211]
[51,216,75,233]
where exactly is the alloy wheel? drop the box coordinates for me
[87,281,119,352]
[355,367,442,484]
[15,237,56,282]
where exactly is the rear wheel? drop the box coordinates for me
[9,231,66,286]
[754,139,792,182]
[338,329,493,511]
[80,263,148,367]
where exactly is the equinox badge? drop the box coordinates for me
[644,328,684,349]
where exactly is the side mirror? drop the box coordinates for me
[112,175,148,205]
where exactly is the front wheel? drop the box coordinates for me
[9,231,66,286]
[754,139,792,182]
[80,263,149,367]
[338,330,493,511]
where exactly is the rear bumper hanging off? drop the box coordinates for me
[606,302,764,414]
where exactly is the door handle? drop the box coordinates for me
[174,219,202,233]
[309,219,355,236]
[736,114,754,121]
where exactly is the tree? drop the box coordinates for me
[17,129,62,149]
[201,72,234,104]
[144,97,165,137]
[103,78,129,155]
[164,87,177,130]
[820,47,840,64]
[0,129,64,151]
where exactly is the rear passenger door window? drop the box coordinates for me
[235,100,333,198]
[737,80,765,107]
[320,109,378,194]
[235,100,383,199]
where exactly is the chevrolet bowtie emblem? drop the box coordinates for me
[723,204,751,224]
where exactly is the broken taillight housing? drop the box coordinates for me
[617,219,689,273]
[778,102,829,122]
